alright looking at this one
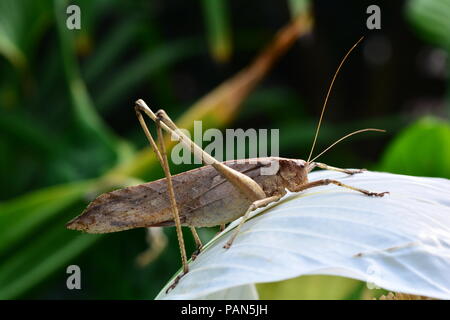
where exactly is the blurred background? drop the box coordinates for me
[0,0,449,299]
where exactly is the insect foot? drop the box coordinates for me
[347,168,367,175]
[223,242,232,250]
[368,191,390,197]
[166,270,189,293]
[190,246,203,261]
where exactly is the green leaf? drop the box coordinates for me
[0,0,51,69]
[257,275,363,300]
[53,0,132,164]
[288,0,311,19]
[201,0,232,63]
[0,108,64,156]
[83,21,138,82]
[0,181,91,255]
[0,227,100,299]
[406,0,450,49]
[95,38,201,111]
[378,117,450,178]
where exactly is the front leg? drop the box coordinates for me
[293,179,389,197]
[314,162,365,175]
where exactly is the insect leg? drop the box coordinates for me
[190,227,203,260]
[135,105,164,164]
[135,100,266,202]
[314,162,365,175]
[155,115,190,287]
[224,195,281,249]
[154,107,266,201]
[135,228,168,267]
[293,179,389,197]
[136,106,190,290]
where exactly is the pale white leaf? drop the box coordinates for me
[197,284,259,300]
[156,170,450,300]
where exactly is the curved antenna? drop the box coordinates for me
[310,128,385,163]
[307,36,365,162]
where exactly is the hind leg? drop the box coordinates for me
[293,178,389,197]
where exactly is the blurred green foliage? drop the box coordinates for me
[258,275,366,300]
[0,0,449,300]
[379,117,450,178]
[201,0,232,63]
[406,0,450,50]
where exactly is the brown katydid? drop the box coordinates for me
[66,36,388,291]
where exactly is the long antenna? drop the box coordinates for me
[310,128,385,163]
[307,36,365,162]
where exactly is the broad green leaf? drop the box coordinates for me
[406,0,450,49]
[257,275,363,300]
[406,0,450,114]
[379,117,450,178]
[0,0,51,69]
